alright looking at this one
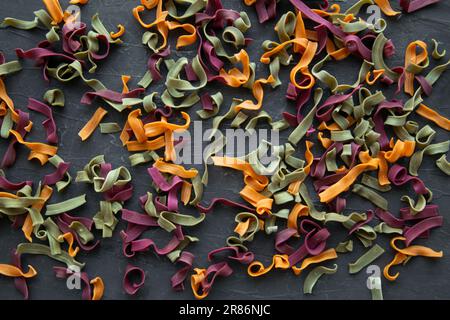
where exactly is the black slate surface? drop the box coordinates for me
[0,0,449,300]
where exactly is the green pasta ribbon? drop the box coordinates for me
[349,244,385,274]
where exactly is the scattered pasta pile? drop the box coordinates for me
[0,0,449,300]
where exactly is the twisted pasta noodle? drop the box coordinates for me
[384,236,443,281]
[436,155,450,175]
[0,263,37,278]
[409,141,449,176]
[9,130,57,165]
[336,240,353,253]
[352,184,388,211]
[43,89,65,107]
[1,9,53,30]
[303,264,338,294]
[16,243,84,268]
[431,39,446,60]
[292,249,338,276]
[247,254,290,277]
[45,194,87,216]
[319,153,379,203]
[348,244,385,274]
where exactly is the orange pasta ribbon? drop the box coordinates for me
[133,3,169,51]
[384,237,443,281]
[366,69,385,85]
[9,130,57,165]
[234,76,275,112]
[287,203,309,232]
[290,40,318,90]
[154,158,198,179]
[374,0,401,16]
[43,0,64,25]
[211,156,269,191]
[377,151,390,186]
[69,0,89,4]
[22,185,53,242]
[319,152,379,203]
[318,131,333,149]
[234,219,250,237]
[0,79,19,122]
[247,254,290,277]
[78,107,108,141]
[58,232,80,257]
[384,139,416,163]
[126,136,165,152]
[127,109,146,143]
[291,248,338,275]
[239,185,273,215]
[404,41,428,96]
[326,38,351,61]
[191,268,208,299]
[219,50,251,87]
[181,181,192,205]
[287,140,314,194]
[0,264,37,278]
[90,276,105,300]
[166,21,197,49]
[416,103,450,131]
[110,24,125,39]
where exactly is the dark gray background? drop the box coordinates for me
[0,0,449,300]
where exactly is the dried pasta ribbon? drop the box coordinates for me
[57,232,80,257]
[78,107,108,141]
[247,254,290,277]
[384,140,416,163]
[154,158,198,179]
[404,41,428,96]
[0,79,19,122]
[211,157,269,191]
[0,263,37,278]
[377,152,390,186]
[181,181,192,205]
[127,109,146,143]
[166,21,197,49]
[219,50,251,87]
[90,277,104,300]
[384,237,443,281]
[234,219,250,237]
[290,40,318,90]
[234,76,275,112]
[110,24,125,39]
[125,136,165,152]
[144,112,191,136]
[287,203,309,232]
[318,132,333,149]
[9,130,58,164]
[416,103,450,131]
[69,0,89,4]
[43,0,64,24]
[326,38,351,61]
[132,4,168,50]
[374,0,401,16]
[22,185,53,242]
[366,69,385,85]
[191,268,208,299]
[291,249,338,276]
[239,185,273,215]
[390,236,443,257]
[319,155,379,203]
